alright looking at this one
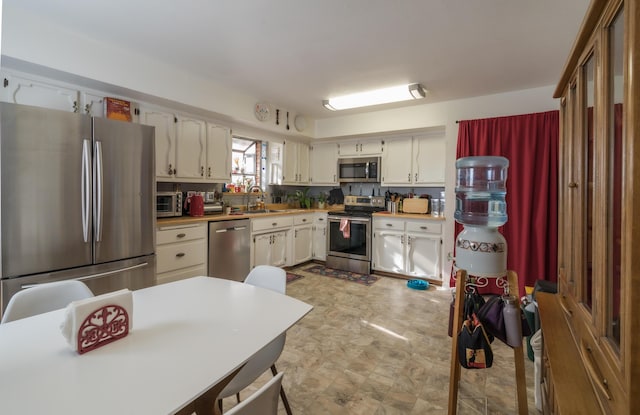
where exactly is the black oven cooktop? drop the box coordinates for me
[329,195,386,217]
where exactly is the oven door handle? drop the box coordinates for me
[328,216,370,223]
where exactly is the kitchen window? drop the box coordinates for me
[231,137,264,191]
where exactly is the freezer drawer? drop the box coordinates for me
[1,255,156,314]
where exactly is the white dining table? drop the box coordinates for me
[0,276,312,415]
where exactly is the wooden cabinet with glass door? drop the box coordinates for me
[546,0,640,413]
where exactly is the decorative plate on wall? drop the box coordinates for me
[294,115,307,132]
[254,102,272,122]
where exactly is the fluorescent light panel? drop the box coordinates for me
[323,83,426,111]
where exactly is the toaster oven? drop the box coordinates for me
[156,191,182,217]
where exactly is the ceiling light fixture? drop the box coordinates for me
[322,83,427,111]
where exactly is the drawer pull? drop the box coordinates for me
[176,252,186,258]
[176,233,186,238]
[581,342,612,400]
[420,226,427,230]
[386,223,393,227]
[272,222,278,226]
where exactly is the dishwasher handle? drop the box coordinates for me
[215,226,248,233]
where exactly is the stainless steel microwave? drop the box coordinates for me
[338,157,381,183]
[156,191,183,217]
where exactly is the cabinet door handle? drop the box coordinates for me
[333,174,336,181]
[568,182,578,188]
[176,252,185,258]
[200,166,204,176]
[208,167,211,177]
[407,236,411,245]
[408,173,411,181]
[168,164,174,175]
[401,235,404,244]
[295,230,298,238]
[415,173,418,181]
[176,233,186,238]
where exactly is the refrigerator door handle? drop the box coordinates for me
[95,140,104,242]
[81,139,91,243]
[19,262,150,289]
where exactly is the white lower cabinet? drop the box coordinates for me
[293,214,313,264]
[372,218,442,279]
[251,216,293,268]
[312,213,327,261]
[252,231,288,267]
[156,223,207,285]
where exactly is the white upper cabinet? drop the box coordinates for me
[381,135,446,186]
[413,134,446,185]
[80,92,105,116]
[337,139,383,156]
[175,116,206,180]
[309,142,338,185]
[282,140,309,185]
[140,107,230,183]
[381,138,413,185]
[1,74,79,112]
[140,107,177,179]
[205,123,231,182]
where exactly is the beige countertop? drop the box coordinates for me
[372,211,445,220]
[157,207,444,227]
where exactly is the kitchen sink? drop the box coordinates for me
[243,209,271,214]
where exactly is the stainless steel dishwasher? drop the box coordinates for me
[208,219,250,281]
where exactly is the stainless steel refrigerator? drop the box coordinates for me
[0,102,156,312]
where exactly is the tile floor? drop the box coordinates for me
[220,263,538,414]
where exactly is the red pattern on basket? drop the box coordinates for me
[77,304,129,354]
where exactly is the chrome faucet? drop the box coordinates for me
[246,185,264,210]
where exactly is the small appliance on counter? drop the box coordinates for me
[157,191,183,217]
[183,192,204,217]
[203,191,223,215]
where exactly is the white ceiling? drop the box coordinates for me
[5,0,591,120]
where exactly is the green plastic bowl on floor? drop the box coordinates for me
[407,279,429,290]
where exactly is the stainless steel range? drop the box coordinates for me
[326,195,386,274]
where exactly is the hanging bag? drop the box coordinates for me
[457,316,494,369]
[448,286,489,337]
[477,295,533,347]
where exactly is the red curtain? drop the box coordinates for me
[453,111,559,296]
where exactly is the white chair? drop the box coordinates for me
[1,280,94,323]
[224,372,284,415]
[218,265,292,414]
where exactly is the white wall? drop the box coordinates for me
[2,2,561,287]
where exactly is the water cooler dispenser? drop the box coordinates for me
[454,156,509,276]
